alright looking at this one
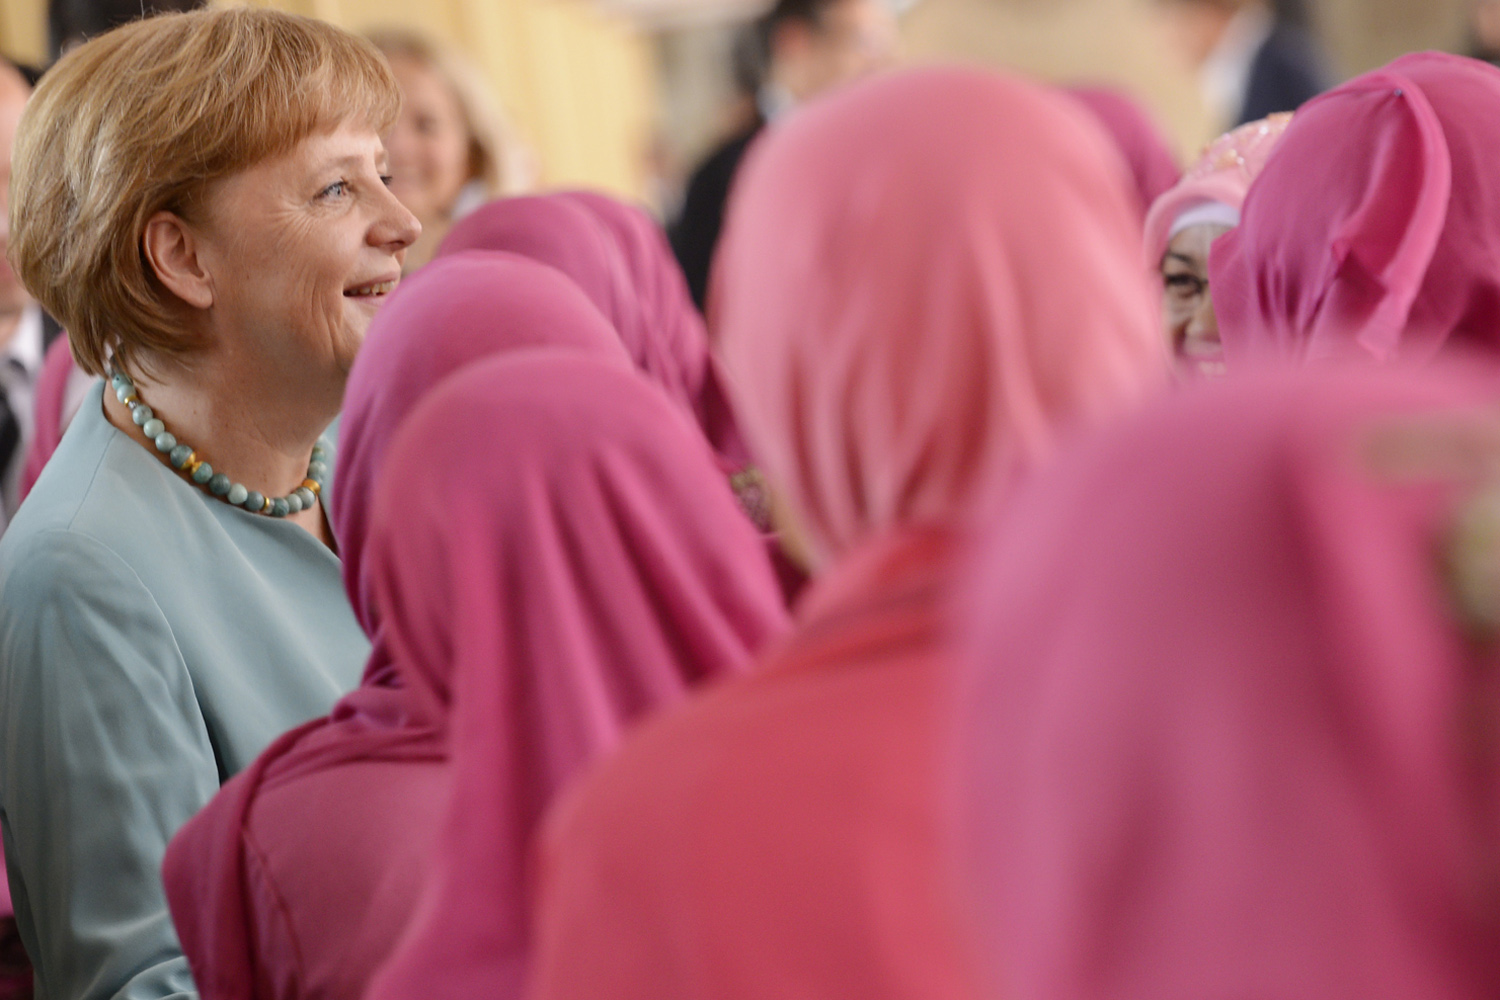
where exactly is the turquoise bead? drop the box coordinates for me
[110,373,131,391]
[307,460,329,481]
[169,444,193,468]
[244,490,265,512]
[192,463,214,485]
[208,474,231,496]
[227,483,248,506]
[115,384,135,403]
[270,498,290,518]
[285,494,303,514]
[131,405,153,427]
[293,487,316,510]
[154,432,176,453]
[141,418,164,439]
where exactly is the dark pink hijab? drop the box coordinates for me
[960,363,1500,999]
[1212,52,1500,367]
[362,355,790,1000]
[162,252,631,1000]
[1066,86,1182,222]
[437,194,749,469]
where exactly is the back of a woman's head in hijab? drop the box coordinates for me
[365,352,789,777]
[331,251,630,652]
[959,363,1500,1000]
[711,66,1168,571]
[1212,52,1500,367]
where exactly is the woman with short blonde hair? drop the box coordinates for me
[0,9,418,998]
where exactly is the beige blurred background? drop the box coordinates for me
[0,0,1475,204]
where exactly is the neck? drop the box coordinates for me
[102,350,340,545]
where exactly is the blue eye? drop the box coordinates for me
[319,180,349,199]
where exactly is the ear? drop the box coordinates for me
[142,211,215,312]
[770,18,816,63]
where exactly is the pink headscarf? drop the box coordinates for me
[557,190,750,469]
[332,250,630,675]
[362,355,789,1000]
[960,362,1500,1000]
[713,66,1168,570]
[437,194,747,467]
[162,252,632,1000]
[1066,86,1182,223]
[1211,52,1500,366]
[1142,112,1292,267]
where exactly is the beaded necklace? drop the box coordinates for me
[110,369,328,518]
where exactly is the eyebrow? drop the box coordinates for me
[1164,253,1199,268]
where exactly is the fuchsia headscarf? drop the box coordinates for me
[524,67,1167,1000]
[960,363,1500,1000]
[1211,52,1500,366]
[1066,86,1181,223]
[362,355,789,1000]
[1142,112,1292,267]
[437,193,748,468]
[162,252,633,1000]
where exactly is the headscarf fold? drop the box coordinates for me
[959,362,1500,1000]
[713,66,1168,569]
[162,251,631,1000]
[362,355,789,1000]
[1211,52,1500,366]
[1142,112,1292,267]
[438,194,748,467]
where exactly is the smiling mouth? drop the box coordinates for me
[344,279,398,298]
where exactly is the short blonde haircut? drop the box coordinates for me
[367,29,531,203]
[8,7,400,377]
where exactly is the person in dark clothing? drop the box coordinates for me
[669,0,898,312]
[48,0,205,57]
[1160,0,1331,129]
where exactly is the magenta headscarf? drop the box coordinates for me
[437,194,748,467]
[1212,52,1500,367]
[331,250,630,680]
[162,252,631,1000]
[1066,86,1181,223]
[1142,112,1292,267]
[960,362,1500,1000]
[362,354,790,1000]
[713,66,1169,571]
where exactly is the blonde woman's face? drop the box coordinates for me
[385,55,475,224]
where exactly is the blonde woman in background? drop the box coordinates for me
[369,31,531,271]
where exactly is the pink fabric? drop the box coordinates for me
[557,190,751,470]
[1067,86,1182,222]
[1142,112,1292,267]
[437,194,747,467]
[713,66,1167,570]
[525,66,1168,1000]
[161,251,634,1000]
[959,362,1500,1000]
[19,334,76,501]
[362,355,789,1000]
[1211,52,1500,367]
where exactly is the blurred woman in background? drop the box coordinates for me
[370,30,530,271]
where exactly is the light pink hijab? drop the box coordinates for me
[162,252,632,1000]
[1142,112,1292,267]
[363,354,789,1000]
[437,194,747,468]
[960,363,1500,1000]
[1211,52,1500,367]
[524,67,1168,1000]
[713,65,1168,570]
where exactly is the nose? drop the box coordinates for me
[1184,286,1219,350]
[370,183,421,253]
